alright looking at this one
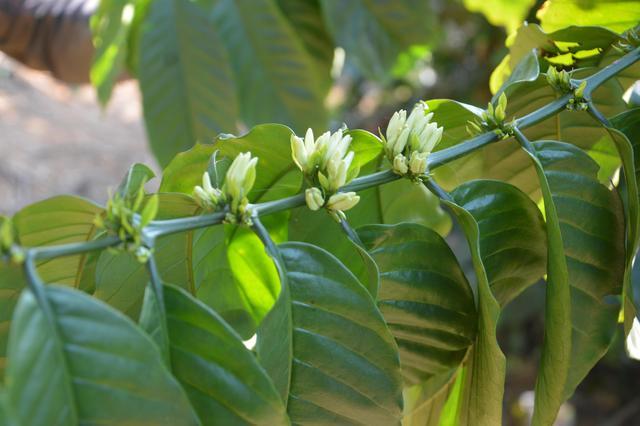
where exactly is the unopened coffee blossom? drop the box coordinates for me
[193,171,225,211]
[291,128,361,217]
[384,103,443,179]
[222,152,258,222]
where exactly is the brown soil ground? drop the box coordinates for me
[0,54,156,215]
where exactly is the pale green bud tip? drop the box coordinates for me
[291,134,308,172]
[393,154,409,175]
[409,151,428,175]
[327,192,360,212]
[305,187,325,211]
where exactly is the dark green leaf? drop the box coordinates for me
[211,0,328,132]
[357,223,476,387]
[139,0,238,166]
[147,284,289,425]
[4,285,199,425]
[257,242,404,425]
[450,180,547,306]
[319,0,434,81]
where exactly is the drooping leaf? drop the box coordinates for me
[450,180,547,305]
[257,242,404,425]
[319,0,434,81]
[518,140,624,424]
[537,0,640,33]
[139,0,238,166]
[139,284,289,425]
[429,187,506,426]
[211,0,328,132]
[357,223,477,387]
[4,285,199,425]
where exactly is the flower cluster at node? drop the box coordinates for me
[291,128,360,221]
[0,218,24,264]
[193,151,258,225]
[383,103,443,180]
[94,184,159,262]
[467,93,513,139]
[545,66,588,111]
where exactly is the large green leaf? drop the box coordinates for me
[450,180,547,305]
[210,0,328,132]
[160,124,301,337]
[13,196,103,288]
[537,0,640,33]
[519,140,624,424]
[428,188,505,426]
[139,284,289,425]
[257,242,404,425]
[0,263,24,381]
[357,223,476,387]
[275,0,334,92]
[139,0,238,166]
[90,0,135,105]
[463,0,534,33]
[319,0,434,81]
[3,285,199,425]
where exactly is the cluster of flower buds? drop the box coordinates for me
[94,184,159,262]
[222,152,258,223]
[545,66,588,111]
[618,26,640,53]
[193,152,258,224]
[467,93,513,139]
[0,217,24,264]
[291,128,360,221]
[193,172,226,211]
[383,103,443,180]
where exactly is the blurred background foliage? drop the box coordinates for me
[2,0,640,423]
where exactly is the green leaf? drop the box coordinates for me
[140,284,289,425]
[319,0,434,81]
[0,263,25,381]
[211,0,328,132]
[13,196,103,288]
[161,124,302,337]
[518,140,624,424]
[139,0,238,166]
[90,0,135,105]
[4,285,199,425]
[463,0,535,33]
[450,180,547,306]
[431,189,506,426]
[401,369,459,426]
[357,223,477,387]
[275,0,334,92]
[116,163,155,198]
[537,0,640,33]
[257,242,404,424]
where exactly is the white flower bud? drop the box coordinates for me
[386,109,407,144]
[223,152,258,212]
[305,187,325,211]
[291,134,308,172]
[327,192,360,212]
[393,154,409,175]
[409,151,428,176]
